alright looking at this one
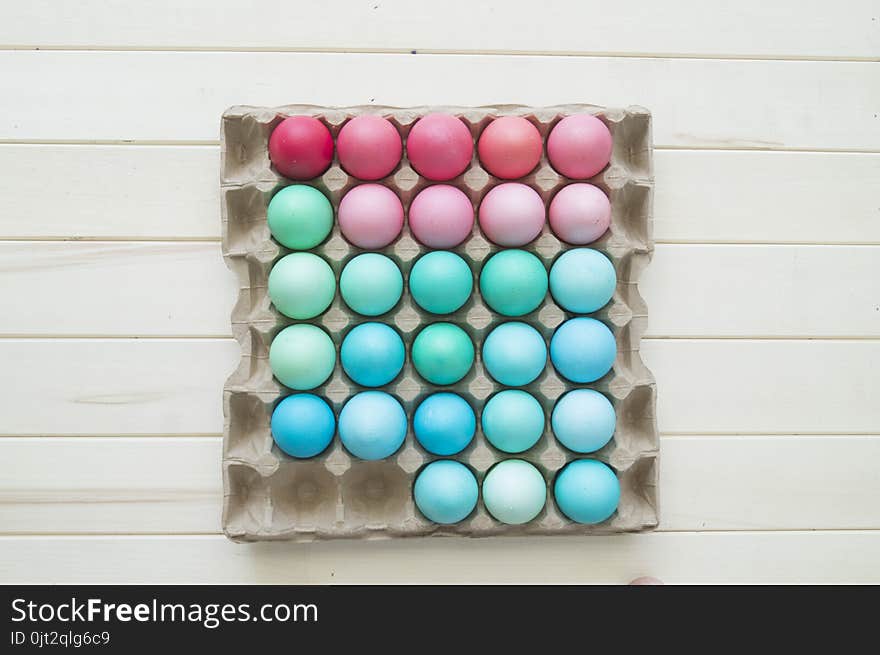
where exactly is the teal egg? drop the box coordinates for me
[479,249,548,316]
[340,253,403,316]
[411,323,474,385]
[482,321,547,386]
[269,324,336,390]
[409,251,473,315]
[553,459,620,524]
[549,248,617,313]
[482,459,547,525]
[481,390,545,453]
[267,185,334,250]
[268,253,336,319]
[414,460,479,524]
[552,389,615,453]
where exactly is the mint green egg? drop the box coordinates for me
[479,249,548,316]
[268,253,336,319]
[482,459,547,525]
[409,251,473,315]
[267,185,333,250]
[269,324,336,390]
[412,323,474,385]
[339,253,403,316]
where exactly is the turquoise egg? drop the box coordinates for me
[482,459,547,525]
[271,394,335,458]
[414,392,476,456]
[549,248,617,313]
[481,390,545,453]
[412,323,475,385]
[339,253,403,316]
[409,251,473,315]
[269,324,336,390]
[268,252,336,319]
[338,391,407,460]
[340,322,405,387]
[267,185,334,250]
[482,321,547,386]
[479,249,548,316]
[552,389,615,453]
[413,460,479,524]
[554,459,620,524]
[550,317,616,383]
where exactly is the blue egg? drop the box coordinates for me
[549,248,617,314]
[409,251,473,315]
[482,321,547,386]
[270,394,335,458]
[550,317,616,383]
[481,390,545,453]
[552,389,616,453]
[554,459,620,524]
[414,392,476,456]
[413,460,479,524]
[341,322,405,387]
[338,391,407,460]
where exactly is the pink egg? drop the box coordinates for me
[478,183,546,247]
[477,116,543,179]
[406,113,474,181]
[549,183,611,244]
[409,185,475,248]
[547,115,613,179]
[338,184,404,249]
[268,116,334,180]
[337,115,403,180]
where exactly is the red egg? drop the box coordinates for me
[477,116,543,179]
[337,115,403,180]
[268,116,334,180]
[406,113,473,181]
[547,114,613,179]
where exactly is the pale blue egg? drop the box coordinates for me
[550,317,616,383]
[552,389,616,453]
[270,394,335,458]
[413,460,479,524]
[482,321,547,386]
[414,392,476,456]
[340,322,405,387]
[338,391,407,460]
[549,248,617,313]
[481,390,545,453]
[481,459,547,525]
[554,459,620,524]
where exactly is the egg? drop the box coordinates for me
[553,459,620,524]
[481,390,545,453]
[479,249,548,317]
[337,114,402,180]
[478,183,545,246]
[550,317,616,383]
[414,392,476,455]
[338,391,407,460]
[552,389,615,453]
[339,253,403,316]
[547,114,612,179]
[266,185,334,250]
[477,116,543,179]
[338,184,404,249]
[413,460,479,524]
[411,323,474,385]
[268,116,334,180]
[549,248,617,314]
[269,324,336,390]
[548,183,611,245]
[408,185,475,248]
[409,251,473,315]
[271,394,335,458]
[482,322,547,386]
[405,113,473,181]
[482,459,547,525]
[267,253,336,319]
[340,322,405,387]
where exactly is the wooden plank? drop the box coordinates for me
[2,146,879,244]
[0,532,877,583]
[1,436,877,534]
[0,1,876,60]
[1,52,877,149]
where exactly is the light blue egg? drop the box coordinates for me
[413,460,479,524]
[549,248,617,314]
[339,253,403,316]
[552,389,616,453]
[338,391,407,460]
[340,322,405,387]
[409,251,473,315]
[550,317,616,383]
[414,392,476,456]
[554,459,620,524]
[481,390,545,453]
[482,459,547,525]
[482,321,547,386]
[270,394,336,458]
[479,249,548,316]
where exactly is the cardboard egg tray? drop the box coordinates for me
[220,104,657,542]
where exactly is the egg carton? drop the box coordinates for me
[220,104,657,542]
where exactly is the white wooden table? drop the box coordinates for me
[0,1,878,583]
